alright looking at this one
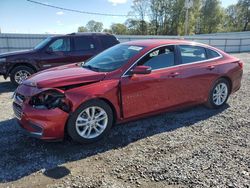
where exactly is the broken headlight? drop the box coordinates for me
[29,89,70,112]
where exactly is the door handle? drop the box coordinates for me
[207,65,215,70]
[168,72,180,78]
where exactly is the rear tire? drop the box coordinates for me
[67,100,113,144]
[206,78,230,109]
[10,66,34,86]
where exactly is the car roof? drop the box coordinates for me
[51,32,114,38]
[123,39,210,49]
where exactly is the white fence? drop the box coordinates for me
[0,33,50,53]
[0,32,250,53]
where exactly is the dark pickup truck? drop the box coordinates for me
[0,32,119,85]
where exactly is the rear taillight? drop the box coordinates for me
[238,61,243,69]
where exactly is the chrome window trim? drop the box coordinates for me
[121,43,223,78]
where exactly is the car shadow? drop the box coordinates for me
[0,80,16,94]
[0,104,229,183]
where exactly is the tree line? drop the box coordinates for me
[78,0,250,35]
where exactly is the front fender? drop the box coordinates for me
[6,59,38,76]
[65,79,121,120]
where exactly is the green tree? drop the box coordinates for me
[130,0,150,34]
[225,5,241,31]
[125,18,142,35]
[148,0,201,35]
[169,0,186,35]
[149,0,165,35]
[77,26,88,32]
[111,23,127,34]
[225,0,250,32]
[103,28,112,33]
[238,0,250,31]
[186,0,202,35]
[200,0,225,33]
[86,20,103,32]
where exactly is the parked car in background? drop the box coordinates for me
[13,40,243,144]
[0,32,119,85]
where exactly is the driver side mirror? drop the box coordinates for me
[130,65,152,75]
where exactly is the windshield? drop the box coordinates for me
[83,44,144,72]
[34,37,52,50]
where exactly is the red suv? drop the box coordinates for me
[0,33,119,85]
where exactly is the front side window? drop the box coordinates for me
[138,46,175,70]
[179,45,206,64]
[48,38,71,52]
[74,36,95,51]
[83,44,144,72]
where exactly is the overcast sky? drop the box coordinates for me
[0,0,238,34]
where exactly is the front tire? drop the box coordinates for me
[206,78,230,109]
[67,100,113,144]
[10,66,34,86]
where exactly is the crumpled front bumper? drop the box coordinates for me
[13,87,69,140]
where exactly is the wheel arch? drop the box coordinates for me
[206,76,232,109]
[64,97,118,138]
[8,63,37,76]
[219,76,232,94]
[97,97,118,124]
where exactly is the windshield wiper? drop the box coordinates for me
[82,64,100,72]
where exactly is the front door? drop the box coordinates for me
[120,45,184,118]
[38,37,72,69]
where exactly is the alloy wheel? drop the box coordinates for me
[14,70,31,84]
[212,82,228,106]
[75,106,108,139]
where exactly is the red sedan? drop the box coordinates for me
[13,40,243,143]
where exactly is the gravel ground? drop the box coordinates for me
[0,53,249,188]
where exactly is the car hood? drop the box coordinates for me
[0,49,36,58]
[23,64,106,88]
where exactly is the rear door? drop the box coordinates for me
[38,37,72,69]
[120,45,185,118]
[70,36,98,63]
[176,45,221,103]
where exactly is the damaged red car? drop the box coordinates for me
[13,40,243,143]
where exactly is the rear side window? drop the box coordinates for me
[206,48,221,59]
[99,35,119,49]
[74,36,95,51]
[179,45,206,64]
[138,46,175,70]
